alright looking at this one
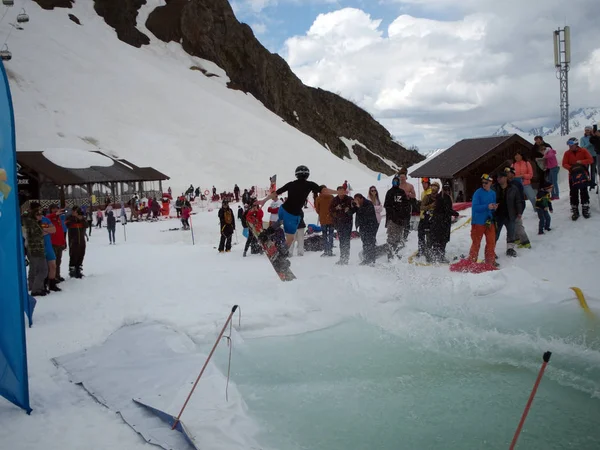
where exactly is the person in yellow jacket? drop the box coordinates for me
[417,177,433,257]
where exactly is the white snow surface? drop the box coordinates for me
[1,151,599,449]
[2,0,378,195]
[42,148,114,169]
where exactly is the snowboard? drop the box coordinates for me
[245,214,296,282]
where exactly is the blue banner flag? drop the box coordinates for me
[0,61,32,413]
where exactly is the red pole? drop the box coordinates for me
[509,351,552,450]
[171,305,239,430]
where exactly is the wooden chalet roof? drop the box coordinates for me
[17,151,169,186]
[409,134,532,179]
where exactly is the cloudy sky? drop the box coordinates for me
[231,0,600,151]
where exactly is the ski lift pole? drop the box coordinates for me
[172,305,239,430]
[509,351,552,450]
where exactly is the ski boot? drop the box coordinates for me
[582,204,591,219]
[69,266,77,278]
[571,206,580,221]
[74,266,84,279]
[517,241,532,249]
[506,248,517,257]
[49,279,62,292]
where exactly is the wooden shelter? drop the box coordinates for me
[409,134,535,201]
[17,150,169,210]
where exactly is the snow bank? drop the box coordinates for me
[42,148,114,169]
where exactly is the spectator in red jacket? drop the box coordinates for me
[562,137,594,220]
[46,204,67,283]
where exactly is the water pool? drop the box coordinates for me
[211,288,600,450]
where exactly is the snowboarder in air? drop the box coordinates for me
[218,200,235,253]
[256,166,337,249]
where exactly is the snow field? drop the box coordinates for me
[1,165,599,449]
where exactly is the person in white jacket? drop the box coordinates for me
[267,198,282,227]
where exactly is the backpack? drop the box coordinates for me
[223,209,233,225]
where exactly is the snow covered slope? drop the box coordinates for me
[1,1,378,194]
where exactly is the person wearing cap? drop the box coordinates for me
[492,170,521,257]
[535,180,553,234]
[468,174,497,265]
[562,137,593,220]
[417,177,433,257]
[533,136,552,186]
[384,175,412,259]
[22,203,50,296]
[66,206,88,278]
[46,204,67,283]
[428,182,459,263]
[581,126,597,189]
[218,200,235,253]
[504,167,532,249]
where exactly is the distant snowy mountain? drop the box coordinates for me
[494,107,600,140]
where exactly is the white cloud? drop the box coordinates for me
[283,2,600,149]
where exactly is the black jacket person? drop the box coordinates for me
[429,183,459,263]
[353,194,379,264]
[218,201,235,252]
[66,207,88,278]
[492,171,521,257]
[384,176,412,258]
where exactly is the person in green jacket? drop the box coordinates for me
[22,203,49,296]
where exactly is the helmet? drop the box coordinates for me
[295,165,310,179]
[421,177,430,184]
[567,137,579,146]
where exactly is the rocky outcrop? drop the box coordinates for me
[93,0,150,48]
[32,0,149,47]
[145,0,423,174]
[32,0,73,9]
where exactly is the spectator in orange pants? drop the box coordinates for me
[468,173,498,265]
[469,223,496,265]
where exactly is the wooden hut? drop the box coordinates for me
[409,134,534,201]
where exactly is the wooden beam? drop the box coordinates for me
[59,186,66,208]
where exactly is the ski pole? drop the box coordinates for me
[509,351,552,450]
[189,215,195,245]
[172,305,239,430]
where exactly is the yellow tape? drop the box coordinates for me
[570,287,596,318]
[407,217,472,266]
